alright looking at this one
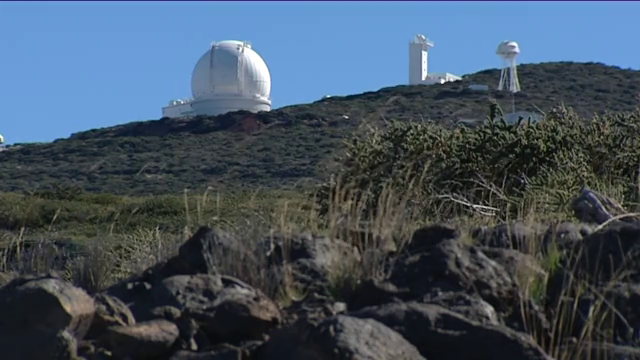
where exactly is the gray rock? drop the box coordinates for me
[149,305,183,322]
[423,291,500,326]
[473,221,547,254]
[351,302,553,360]
[264,233,360,293]
[86,293,135,339]
[152,274,281,344]
[0,275,95,339]
[178,226,251,275]
[574,222,640,283]
[103,319,179,359]
[347,278,412,311]
[543,221,593,251]
[169,346,242,360]
[255,314,426,360]
[390,230,519,315]
[406,224,460,254]
[0,327,77,360]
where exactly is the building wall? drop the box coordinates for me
[468,84,490,91]
[162,103,195,118]
[409,42,428,85]
[190,96,271,117]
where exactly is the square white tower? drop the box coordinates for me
[409,34,434,85]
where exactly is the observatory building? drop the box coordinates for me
[409,34,461,86]
[162,40,272,118]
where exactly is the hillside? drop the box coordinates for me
[1,61,639,196]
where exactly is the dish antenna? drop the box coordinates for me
[496,40,521,93]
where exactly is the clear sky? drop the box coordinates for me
[1,1,638,144]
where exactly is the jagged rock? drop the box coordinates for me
[390,224,520,315]
[264,233,360,294]
[480,247,547,289]
[284,291,348,324]
[86,293,135,339]
[391,224,552,341]
[169,344,243,360]
[473,221,547,254]
[0,275,95,339]
[351,302,553,360]
[575,222,640,283]
[347,278,412,311]
[255,315,426,360]
[405,223,459,254]
[571,186,636,225]
[422,291,500,326]
[102,319,179,359]
[402,226,552,342]
[543,221,593,252]
[178,226,252,275]
[0,327,77,360]
[149,305,183,321]
[152,274,281,344]
[105,226,251,317]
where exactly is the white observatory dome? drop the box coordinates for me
[190,40,271,116]
[497,41,520,56]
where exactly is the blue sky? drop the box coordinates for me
[1,1,638,144]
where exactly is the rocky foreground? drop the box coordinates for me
[4,189,640,359]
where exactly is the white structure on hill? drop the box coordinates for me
[162,40,272,118]
[408,34,461,86]
[497,40,521,93]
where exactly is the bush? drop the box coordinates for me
[319,104,640,220]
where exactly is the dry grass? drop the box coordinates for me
[0,178,635,359]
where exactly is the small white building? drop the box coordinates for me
[162,40,272,118]
[408,34,461,86]
[468,84,490,92]
[162,99,195,118]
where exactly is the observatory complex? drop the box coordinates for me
[162,40,272,118]
[160,35,522,120]
[408,34,462,86]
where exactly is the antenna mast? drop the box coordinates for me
[496,40,521,93]
[496,40,521,114]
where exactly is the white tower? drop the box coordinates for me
[409,34,434,85]
[496,40,521,93]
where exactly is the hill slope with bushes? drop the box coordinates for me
[1,61,639,196]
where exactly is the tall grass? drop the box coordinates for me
[0,176,634,359]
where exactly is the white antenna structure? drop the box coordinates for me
[496,40,521,93]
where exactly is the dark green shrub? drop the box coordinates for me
[318,104,640,220]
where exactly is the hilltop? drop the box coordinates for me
[1,61,639,196]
